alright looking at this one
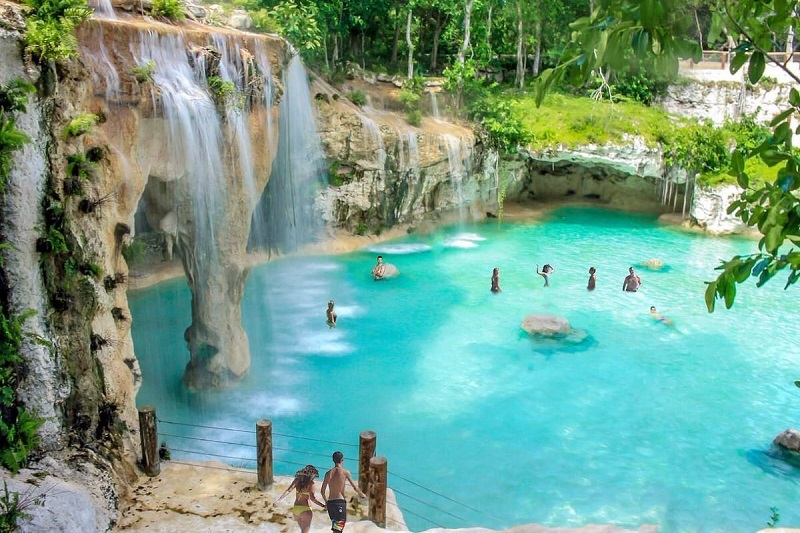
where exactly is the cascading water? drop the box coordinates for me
[250,56,325,253]
[89,0,116,19]
[441,133,474,220]
[430,90,440,121]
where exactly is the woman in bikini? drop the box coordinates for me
[277,465,325,533]
[536,263,555,287]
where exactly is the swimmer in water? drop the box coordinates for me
[536,263,554,287]
[587,266,597,291]
[371,255,386,281]
[326,300,337,328]
[491,267,502,293]
[650,306,673,326]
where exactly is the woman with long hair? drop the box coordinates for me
[277,465,325,532]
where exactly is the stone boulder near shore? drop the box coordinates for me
[380,263,400,278]
[638,258,666,271]
[521,314,572,336]
[773,428,800,451]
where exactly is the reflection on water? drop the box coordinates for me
[131,207,800,532]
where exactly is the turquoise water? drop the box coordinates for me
[131,207,800,532]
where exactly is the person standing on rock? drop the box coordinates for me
[587,266,597,291]
[276,465,325,533]
[536,263,554,287]
[623,267,642,292]
[491,267,502,293]
[321,451,365,533]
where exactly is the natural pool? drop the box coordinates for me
[131,206,800,532]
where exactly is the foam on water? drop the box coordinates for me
[366,243,432,254]
[444,238,479,249]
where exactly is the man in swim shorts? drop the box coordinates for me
[650,306,673,325]
[371,255,386,281]
[321,451,365,532]
[623,267,641,292]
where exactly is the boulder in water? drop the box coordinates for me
[773,428,800,452]
[380,263,399,278]
[638,258,666,271]
[521,314,571,337]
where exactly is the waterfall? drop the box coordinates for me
[441,133,473,219]
[250,56,325,253]
[430,90,440,121]
[90,0,116,20]
[135,30,227,278]
[79,23,120,100]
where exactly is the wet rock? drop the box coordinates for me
[228,9,252,30]
[638,258,665,271]
[773,428,800,451]
[521,314,571,336]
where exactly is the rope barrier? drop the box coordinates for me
[169,447,256,463]
[389,469,496,519]
[168,460,256,474]
[390,487,465,522]
[394,504,444,528]
[161,432,256,449]
[272,431,358,448]
[158,419,255,434]
[272,445,334,459]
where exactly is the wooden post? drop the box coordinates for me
[138,406,160,477]
[257,419,273,490]
[368,456,388,527]
[358,430,376,493]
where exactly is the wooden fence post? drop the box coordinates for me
[257,419,273,490]
[368,456,387,527]
[138,406,160,477]
[358,430,376,493]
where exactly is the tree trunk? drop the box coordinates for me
[532,20,541,76]
[694,8,703,48]
[333,35,339,65]
[457,0,475,65]
[406,9,414,79]
[515,1,524,87]
[787,25,795,56]
[391,17,401,67]
[362,31,366,69]
[486,3,493,63]
[430,14,443,72]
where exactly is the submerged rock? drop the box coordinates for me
[381,263,400,278]
[638,258,666,271]
[773,428,800,451]
[521,314,571,336]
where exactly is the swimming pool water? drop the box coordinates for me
[131,207,800,532]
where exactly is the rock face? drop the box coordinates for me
[510,139,690,213]
[690,185,749,234]
[313,79,497,231]
[659,79,793,128]
[521,314,572,336]
[73,20,288,390]
[773,428,800,451]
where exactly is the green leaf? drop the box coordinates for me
[764,225,783,254]
[770,108,794,127]
[704,281,717,313]
[724,277,736,308]
[790,88,800,107]
[748,51,766,83]
[730,51,749,74]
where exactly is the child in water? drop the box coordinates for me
[326,300,337,328]
[650,306,673,326]
[536,263,555,287]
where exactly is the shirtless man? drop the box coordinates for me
[326,300,337,328]
[321,451,365,533]
[371,255,386,281]
[622,267,641,292]
[650,306,673,326]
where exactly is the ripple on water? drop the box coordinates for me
[366,243,432,254]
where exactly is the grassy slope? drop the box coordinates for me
[505,91,776,188]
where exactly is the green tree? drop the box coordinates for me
[269,0,322,53]
[535,0,800,314]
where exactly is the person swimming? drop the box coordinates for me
[326,300,337,328]
[587,266,597,291]
[491,267,502,293]
[650,306,673,326]
[536,263,554,287]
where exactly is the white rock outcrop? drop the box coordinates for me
[690,185,749,234]
[521,314,572,336]
[773,428,800,451]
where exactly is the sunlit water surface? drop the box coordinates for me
[131,207,800,532]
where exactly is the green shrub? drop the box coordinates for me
[151,0,185,20]
[470,97,531,152]
[132,60,156,83]
[611,71,669,106]
[397,89,420,110]
[207,76,237,108]
[0,481,45,531]
[406,109,422,127]
[121,240,147,264]
[64,114,99,138]
[22,0,92,63]
[347,90,367,107]
[0,309,43,474]
[353,222,368,236]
